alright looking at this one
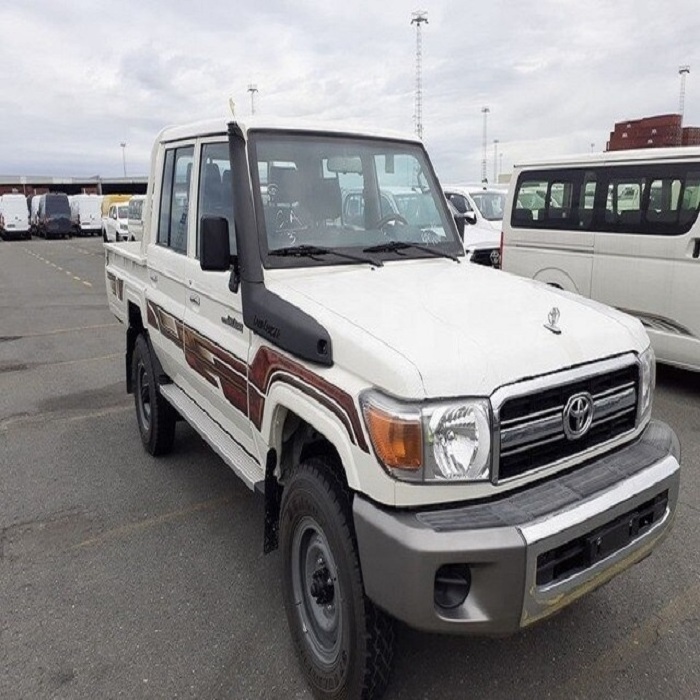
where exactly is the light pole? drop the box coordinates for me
[120,142,127,177]
[247,83,258,116]
[481,106,490,182]
[493,139,499,183]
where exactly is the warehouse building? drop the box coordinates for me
[0,175,147,198]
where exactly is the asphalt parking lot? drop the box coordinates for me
[1,237,699,700]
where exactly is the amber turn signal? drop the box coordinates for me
[363,403,423,470]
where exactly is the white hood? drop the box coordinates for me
[266,259,648,398]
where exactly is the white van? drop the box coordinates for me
[29,194,41,232]
[501,146,700,371]
[127,194,146,241]
[0,194,31,240]
[69,194,104,237]
[444,184,507,267]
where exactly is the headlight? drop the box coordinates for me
[425,402,491,480]
[638,345,656,422]
[361,391,492,483]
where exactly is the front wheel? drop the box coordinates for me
[281,459,394,699]
[132,333,176,455]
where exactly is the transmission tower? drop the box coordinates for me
[481,106,490,182]
[411,10,428,139]
[247,83,258,116]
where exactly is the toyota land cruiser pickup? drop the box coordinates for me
[104,118,681,700]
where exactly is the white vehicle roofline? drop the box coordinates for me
[512,145,700,169]
[157,117,422,145]
[444,183,509,192]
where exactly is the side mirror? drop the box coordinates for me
[465,211,477,225]
[200,216,231,271]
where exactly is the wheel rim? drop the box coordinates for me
[291,516,343,666]
[136,359,152,432]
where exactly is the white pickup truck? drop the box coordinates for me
[105,118,681,699]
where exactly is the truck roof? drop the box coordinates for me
[157,117,422,146]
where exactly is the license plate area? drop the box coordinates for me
[536,491,668,586]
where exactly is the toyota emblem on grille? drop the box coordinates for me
[563,392,594,440]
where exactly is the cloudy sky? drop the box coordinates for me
[1,0,698,183]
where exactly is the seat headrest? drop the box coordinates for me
[307,177,341,221]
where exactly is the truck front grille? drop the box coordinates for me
[497,363,639,481]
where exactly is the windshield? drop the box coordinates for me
[117,205,129,219]
[45,195,71,217]
[251,132,463,266]
[469,190,506,221]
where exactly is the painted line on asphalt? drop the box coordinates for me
[73,496,234,550]
[560,582,700,695]
[50,352,121,367]
[21,247,98,291]
[16,322,119,339]
[0,403,131,433]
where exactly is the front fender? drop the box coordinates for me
[260,382,363,490]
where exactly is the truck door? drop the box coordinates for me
[182,140,256,458]
[146,144,193,383]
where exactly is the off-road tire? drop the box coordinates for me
[280,458,395,699]
[132,333,176,456]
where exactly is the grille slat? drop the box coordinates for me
[497,364,639,481]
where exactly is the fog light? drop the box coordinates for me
[434,563,471,609]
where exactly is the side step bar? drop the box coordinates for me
[159,383,263,491]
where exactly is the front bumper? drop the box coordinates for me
[353,420,680,635]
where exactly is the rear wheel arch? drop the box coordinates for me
[533,267,580,294]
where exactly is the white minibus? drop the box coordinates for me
[502,146,700,371]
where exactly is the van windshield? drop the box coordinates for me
[250,131,463,266]
[45,195,71,217]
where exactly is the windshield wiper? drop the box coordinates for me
[269,244,383,267]
[362,240,461,263]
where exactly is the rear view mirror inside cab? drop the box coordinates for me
[326,156,362,174]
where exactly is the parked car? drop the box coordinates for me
[0,193,31,240]
[69,194,104,237]
[102,202,131,242]
[127,194,146,241]
[342,186,447,243]
[34,193,72,239]
[444,184,508,267]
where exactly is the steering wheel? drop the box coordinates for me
[373,213,408,229]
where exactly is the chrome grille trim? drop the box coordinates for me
[491,353,641,484]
